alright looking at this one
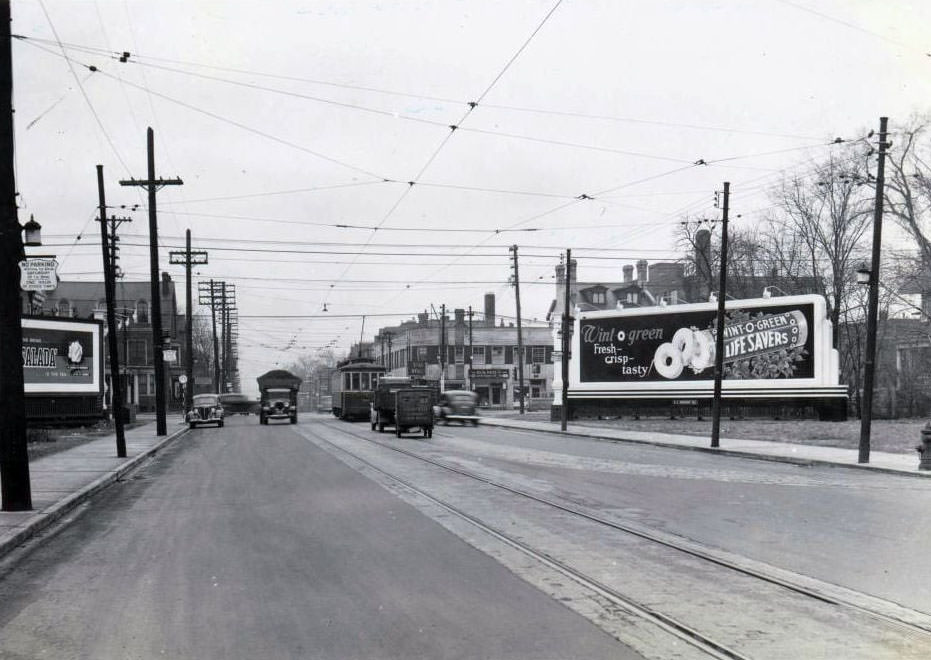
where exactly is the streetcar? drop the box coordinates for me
[331,358,386,421]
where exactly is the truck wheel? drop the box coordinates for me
[472,419,479,426]
[189,422,196,430]
[219,420,224,428]
[378,423,385,433]
[395,427,402,438]
[291,415,297,424]
[371,421,376,431]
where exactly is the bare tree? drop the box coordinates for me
[767,146,874,344]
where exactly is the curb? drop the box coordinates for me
[478,418,930,479]
[0,425,189,562]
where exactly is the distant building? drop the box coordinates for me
[358,293,554,409]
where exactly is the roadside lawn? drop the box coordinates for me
[486,410,928,455]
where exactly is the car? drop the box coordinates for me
[433,390,480,426]
[187,393,225,429]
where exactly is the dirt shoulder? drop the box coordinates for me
[485,411,928,455]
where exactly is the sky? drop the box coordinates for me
[10,0,931,392]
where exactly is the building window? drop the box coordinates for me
[471,346,485,366]
[129,340,147,365]
[454,345,464,364]
[417,346,428,360]
[592,291,606,304]
[626,292,639,305]
[531,346,546,363]
[136,301,149,324]
[57,299,71,317]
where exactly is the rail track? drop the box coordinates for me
[303,419,931,658]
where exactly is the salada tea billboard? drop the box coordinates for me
[573,295,842,398]
[22,317,103,395]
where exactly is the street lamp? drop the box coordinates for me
[22,215,41,246]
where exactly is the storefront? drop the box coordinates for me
[470,367,510,408]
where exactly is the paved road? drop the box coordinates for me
[0,416,638,660]
[422,421,931,613]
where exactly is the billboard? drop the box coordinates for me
[22,317,103,395]
[570,295,843,400]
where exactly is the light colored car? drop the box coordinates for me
[187,393,225,429]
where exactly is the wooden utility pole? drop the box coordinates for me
[0,0,31,511]
[96,165,127,457]
[510,245,525,414]
[169,230,207,413]
[198,280,221,393]
[560,249,572,432]
[467,306,473,391]
[120,128,183,436]
[710,182,730,448]
[440,304,446,392]
[859,117,890,465]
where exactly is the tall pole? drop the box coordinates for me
[0,0,31,511]
[710,182,730,448]
[440,304,446,392]
[185,230,193,409]
[560,249,572,431]
[169,231,206,412]
[119,128,183,435]
[210,280,220,392]
[220,281,227,392]
[859,117,889,464]
[97,165,126,457]
[510,245,525,414]
[467,306,473,391]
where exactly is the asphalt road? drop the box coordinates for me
[417,420,931,613]
[0,416,637,660]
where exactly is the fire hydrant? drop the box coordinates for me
[917,423,931,470]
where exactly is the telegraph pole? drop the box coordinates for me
[859,117,890,465]
[0,0,31,511]
[220,281,227,391]
[440,304,446,392]
[510,245,525,414]
[561,249,573,432]
[169,230,207,413]
[467,306,474,391]
[710,182,730,449]
[120,128,183,436]
[96,165,127,457]
[198,280,221,393]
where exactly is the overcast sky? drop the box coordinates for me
[11,0,931,391]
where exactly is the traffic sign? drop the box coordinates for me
[179,374,188,384]
[18,257,59,291]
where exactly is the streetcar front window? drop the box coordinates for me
[351,373,360,390]
[361,373,370,390]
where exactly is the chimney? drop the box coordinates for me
[484,293,495,327]
[454,308,465,325]
[636,259,648,282]
[418,312,428,325]
[623,265,634,282]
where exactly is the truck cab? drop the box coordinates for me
[256,370,302,425]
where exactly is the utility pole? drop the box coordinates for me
[467,306,474,391]
[96,165,128,457]
[561,249,573,432]
[510,245,525,414]
[0,0,31,511]
[120,128,183,436]
[169,230,207,413]
[198,280,222,393]
[859,117,890,465]
[220,281,227,392]
[710,182,730,449]
[440,304,446,392]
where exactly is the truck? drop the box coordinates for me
[256,369,302,425]
[370,376,413,433]
[394,388,436,438]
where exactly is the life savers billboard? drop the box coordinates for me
[574,295,840,393]
[22,317,103,395]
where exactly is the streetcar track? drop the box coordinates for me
[312,418,931,643]
[303,422,749,660]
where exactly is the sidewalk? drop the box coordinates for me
[479,413,928,477]
[0,417,187,561]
